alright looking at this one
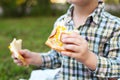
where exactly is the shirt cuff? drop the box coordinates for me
[39,52,51,69]
[92,55,109,78]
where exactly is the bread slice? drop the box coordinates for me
[9,38,27,65]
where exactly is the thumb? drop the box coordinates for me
[18,49,30,58]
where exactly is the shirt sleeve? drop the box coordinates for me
[40,49,61,69]
[93,27,120,78]
[39,17,64,69]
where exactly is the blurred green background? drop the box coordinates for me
[0,0,120,80]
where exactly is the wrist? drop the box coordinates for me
[83,51,97,70]
[30,52,42,67]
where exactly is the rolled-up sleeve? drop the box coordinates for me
[93,27,120,78]
[40,49,61,69]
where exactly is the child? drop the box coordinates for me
[12,0,120,80]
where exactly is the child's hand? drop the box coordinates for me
[61,32,97,70]
[11,49,42,67]
[11,49,31,66]
[61,32,89,62]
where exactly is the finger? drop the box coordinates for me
[19,49,30,56]
[19,50,25,55]
[65,32,85,41]
[62,32,79,39]
[14,59,22,63]
[14,58,23,65]
[19,49,30,57]
[17,62,23,66]
[63,44,80,52]
[11,54,18,60]
[62,37,81,46]
[62,33,83,45]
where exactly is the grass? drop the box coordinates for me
[0,16,58,80]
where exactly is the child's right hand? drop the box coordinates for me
[11,49,31,66]
[11,49,42,67]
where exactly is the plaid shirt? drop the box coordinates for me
[40,2,120,80]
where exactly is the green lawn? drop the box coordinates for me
[0,16,58,80]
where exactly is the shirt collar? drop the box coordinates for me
[65,1,105,25]
[90,2,105,24]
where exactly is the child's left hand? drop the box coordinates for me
[61,32,91,63]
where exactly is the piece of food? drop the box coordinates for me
[45,25,66,52]
[8,38,27,66]
[45,25,77,52]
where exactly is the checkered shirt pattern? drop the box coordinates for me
[40,2,120,80]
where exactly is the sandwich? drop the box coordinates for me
[45,25,66,52]
[45,25,78,52]
[9,38,27,66]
